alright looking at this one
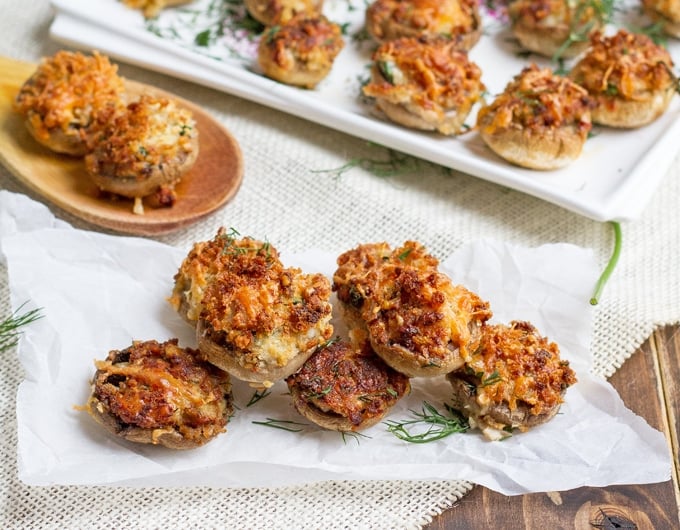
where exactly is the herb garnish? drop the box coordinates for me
[312,147,450,181]
[252,417,308,432]
[341,430,371,445]
[0,303,43,354]
[246,388,272,407]
[385,402,469,443]
[590,221,622,305]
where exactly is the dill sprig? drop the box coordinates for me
[312,147,448,181]
[0,303,43,354]
[590,221,622,305]
[246,388,272,407]
[252,417,308,432]
[385,402,469,443]
[341,430,371,445]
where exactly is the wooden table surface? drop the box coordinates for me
[426,324,680,530]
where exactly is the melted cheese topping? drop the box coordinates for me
[14,50,124,142]
[333,241,491,366]
[466,321,577,416]
[91,339,231,441]
[249,0,323,25]
[477,64,592,135]
[509,0,603,30]
[569,30,675,101]
[170,231,283,323]
[260,14,344,74]
[196,235,333,371]
[367,0,478,38]
[362,37,484,122]
[287,340,410,428]
[86,94,197,180]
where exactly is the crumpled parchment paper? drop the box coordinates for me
[0,191,670,494]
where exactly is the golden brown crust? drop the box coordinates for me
[333,241,492,377]
[508,0,606,59]
[169,228,283,325]
[87,338,233,449]
[569,30,677,128]
[286,340,411,431]
[244,0,323,26]
[476,64,593,170]
[84,94,199,206]
[192,234,333,387]
[13,51,125,156]
[362,37,485,135]
[365,0,482,51]
[642,0,680,37]
[122,0,194,18]
[258,14,344,89]
[446,321,577,440]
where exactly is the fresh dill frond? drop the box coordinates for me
[251,417,308,432]
[0,303,43,354]
[311,147,446,181]
[341,430,371,445]
[246,388,272,407]
[385,402,469,443]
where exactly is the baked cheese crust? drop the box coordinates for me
[14,51,125,156]
[87,338,233,449]
[174,229,334,387]
[569,30,677,128]
[245,0,324,26]
[258,14,345,88]
[447,321,577,440]
[287,340,411,431]
[333,241,492,377]
[365,0,482,51]
[477,64,593,170]
[84,93,199,211]
[169,228,284,324]
[362,37,485,135]
[509,0,607,59]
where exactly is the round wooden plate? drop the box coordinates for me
[0,55,243,236]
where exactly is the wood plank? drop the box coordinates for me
[653,325,680,507]
[426,325,680,530]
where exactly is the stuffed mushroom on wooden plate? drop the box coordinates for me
[0,54,243,235]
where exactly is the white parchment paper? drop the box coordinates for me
[0,191,670,494]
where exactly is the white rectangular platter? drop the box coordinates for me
[49,0,680,221]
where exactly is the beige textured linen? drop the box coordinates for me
[1,2,679,528]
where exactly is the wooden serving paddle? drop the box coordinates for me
[0,55,243,236]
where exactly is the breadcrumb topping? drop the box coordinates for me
[334,241,492,367]
[86,94,197,181]
[260,14,344,76]
[14,50,124,149]
[477,64,593,135]
[363,37,484,132]
[90,339,232,444]
[287,340,410,429]
[366,0,479,41]
[569,30,676,101]
[465,321,577,416]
